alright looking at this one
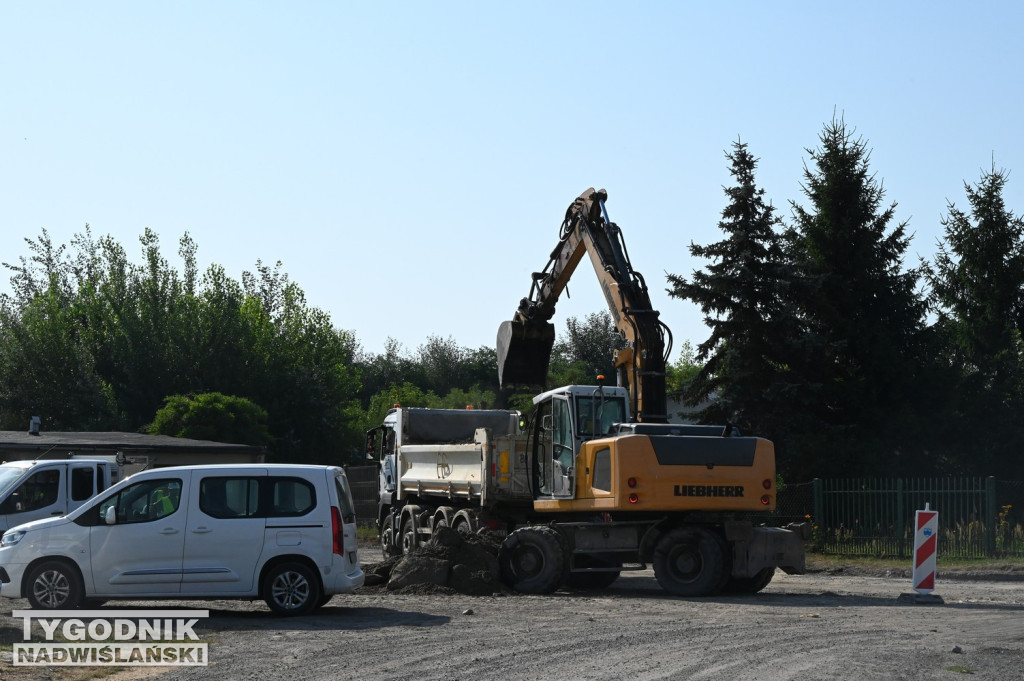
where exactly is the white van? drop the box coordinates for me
[0,459,121,533]
[0,464,364,616]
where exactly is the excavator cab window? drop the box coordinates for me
[575,395,627,436]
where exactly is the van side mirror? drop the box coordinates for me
[104,506,117,525]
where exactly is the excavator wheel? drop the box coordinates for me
[722,568,775,594]
[498,526,566,594]
[653,526,729,597]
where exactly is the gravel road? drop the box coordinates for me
[3,550,1022,681]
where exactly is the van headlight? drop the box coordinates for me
[1,530,26,547]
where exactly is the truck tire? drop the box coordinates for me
[26,560,85,610]
[400,518,417,555]
[262,562,321,616]
[498,526,566,594]
[722,567,775,594]
[653,527,728,597]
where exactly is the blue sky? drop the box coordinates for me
[3,2,1022,360]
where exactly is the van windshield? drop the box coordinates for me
[0,467,29,497]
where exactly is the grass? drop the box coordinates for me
[807,552,1023,572]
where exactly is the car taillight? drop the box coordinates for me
[331,506,344,555]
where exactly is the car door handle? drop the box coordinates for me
[191,527,213,534]
[159,528,179,535]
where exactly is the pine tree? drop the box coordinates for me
[927,167,1024,477]
[786,117,928,477]
[667,139,794,438]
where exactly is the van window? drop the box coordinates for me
[71,467,95,501]
[335,474,356,524]
[270,478,315,516]
[99,479,183,524]
[11,469,61,512]
[198,476,315,518]
[200,477,259,518]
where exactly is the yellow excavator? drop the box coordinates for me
[373,188,806,596]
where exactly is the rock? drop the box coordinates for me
[952,646,964,654]
[388,556,451,590]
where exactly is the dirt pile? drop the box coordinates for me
[362,527,511,595]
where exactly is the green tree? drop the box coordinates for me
[548,311,626,387]
[926,166,1024,477]
[785,117,929,477]
[0,227,362,465]
[149,392,272,447]
[667,139,794,438]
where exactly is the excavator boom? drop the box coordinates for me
[496,188,672,422]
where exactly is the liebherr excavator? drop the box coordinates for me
[371,188,806,596]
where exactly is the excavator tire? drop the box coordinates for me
[653,526,728,597]
[722,567,775,594]
[498,526,566,594]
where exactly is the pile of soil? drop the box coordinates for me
[361,527,511,596]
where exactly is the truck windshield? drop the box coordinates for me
[0,467,29,497]
[574,396,627,436]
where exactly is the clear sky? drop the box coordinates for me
[3,2,1022,360]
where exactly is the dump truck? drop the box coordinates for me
[371,188,806,595]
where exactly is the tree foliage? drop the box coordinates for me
[0,228,360,464]
[667,139,795,438]
[926,167,1024,477]
[149,392,272,447]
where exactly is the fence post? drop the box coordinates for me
[813,478,823,527]
[896,478,905,557]
[985,476,997,556]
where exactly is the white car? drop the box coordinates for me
[0,464,364,616]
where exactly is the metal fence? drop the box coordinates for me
[777,477,1024,559]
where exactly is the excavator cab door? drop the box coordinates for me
[533,396,575,499]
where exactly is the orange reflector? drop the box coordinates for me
[761,495,771,505]
[762,479,772,490]
[627,477,638,488]
[628,493,639,504]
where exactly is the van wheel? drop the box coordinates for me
[27,561,84,610]
[263,562,321,616]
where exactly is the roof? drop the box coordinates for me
[0,431,264,454]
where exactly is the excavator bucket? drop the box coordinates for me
[496,319,556,388]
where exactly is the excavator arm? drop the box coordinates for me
[496,188,672,423]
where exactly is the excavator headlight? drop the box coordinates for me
[627,477,638,488]
[628,493,639,504]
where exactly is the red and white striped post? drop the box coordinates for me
[912,503,938,594]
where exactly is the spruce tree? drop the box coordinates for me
[927,167,1024,476]
[667,139,794,438]
[786,117,928,477]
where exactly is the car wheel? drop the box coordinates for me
[26,560,85,610]
[262,562,321,617]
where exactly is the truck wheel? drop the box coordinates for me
[400,518,417,555]
[262,562,321,616]
[653,527,728,597]
[380,521,397,556]
[723,567,775,594]
[26,560,85,610]
[498,527,565,594]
